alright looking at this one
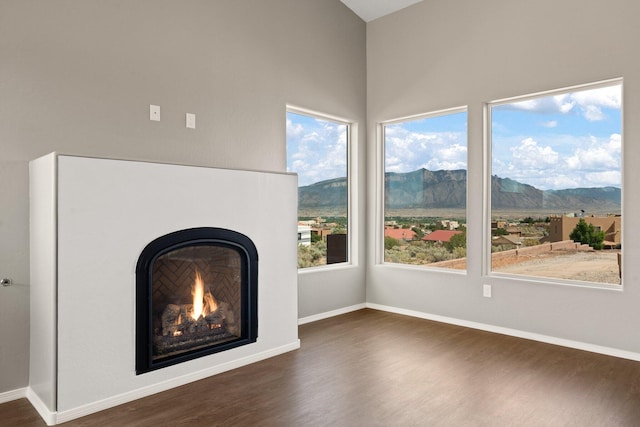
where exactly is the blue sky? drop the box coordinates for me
[384,84,621,191]
[287,84,621,191]
[491,84,621,190]
[286,112,348,186]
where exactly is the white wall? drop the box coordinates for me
[366,0,640,354]
[0,0,366,394]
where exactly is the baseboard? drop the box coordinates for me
[32,341,300,425]
[298,303,367,325]
[366,303,640,362]
[26,388,57,426]
[0,387,27,404]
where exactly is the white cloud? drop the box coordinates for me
[566,134,621,171]
[608,133,622,150]
[286,118,304,139]
[571,85,621,108]
[582,105,605,121]
[493,133,621,190]
[509,95,575,115]
[385,127,467,173]
[491,85,621,190]
[501,84,621,121]
[286,116,347,186]
[422,143,467,170]
[510,138,559,168]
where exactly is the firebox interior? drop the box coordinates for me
[136,227,258,374]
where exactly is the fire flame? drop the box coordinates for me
[191,271,218,320]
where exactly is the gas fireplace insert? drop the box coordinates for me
[136,227,258,374]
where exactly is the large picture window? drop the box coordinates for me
[286,108,350,269]
[382,108,468,269]
[488,80,622,286]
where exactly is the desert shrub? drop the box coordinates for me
[452,246,466,259]
[297,241,327,268]
[521,238,541,247]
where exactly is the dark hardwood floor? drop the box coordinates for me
[3,309,640,426]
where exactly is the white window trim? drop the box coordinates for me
[377,106,468,270]
[286,105,358,271]
[483,78,624,290]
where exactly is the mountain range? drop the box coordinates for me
[298,169,621,213]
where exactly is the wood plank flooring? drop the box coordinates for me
[2,309,640,426]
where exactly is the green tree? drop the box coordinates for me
[569,218,605,250]
[411,226,425,240]
[444,230,466,252]
[384,236,399,250]
[492,227,508,236]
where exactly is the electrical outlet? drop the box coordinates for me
[483,284,492,298]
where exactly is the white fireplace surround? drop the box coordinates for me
[29,153,300,425]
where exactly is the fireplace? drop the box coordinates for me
[30,154,299,424]
[136,227,258,374]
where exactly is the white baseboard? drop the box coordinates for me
[26,387,57,426]
[29,340,300,425]
[298,303,366,325]
[366,303,640,362]
[0,387,27,404]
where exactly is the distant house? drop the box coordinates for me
[298,225,311,246]
[441,220,460,230]
[491,235,521,248]
[491,220,507,230]
[422,230,462,244]
[311,227,333,241]
[548,214,621,246]
[384,228,416,241]
[505,227,522,237]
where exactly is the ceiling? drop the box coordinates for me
[340,0,423,22]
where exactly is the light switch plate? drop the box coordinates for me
[150,105,161,121]
[186,113,196,129]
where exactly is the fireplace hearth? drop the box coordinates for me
[136,227,258,374]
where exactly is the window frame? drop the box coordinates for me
[483,78,623,289]
[378,106,469,271]
[286,105,357,271]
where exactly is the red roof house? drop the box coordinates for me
[384,228,416,241]
[422,230,462,243]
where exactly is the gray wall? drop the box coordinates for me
[366,0,640,353]
[0,0,366,394]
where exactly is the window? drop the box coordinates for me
[286,108,350,269]
[382,108,468,269]
[488,80,622,286]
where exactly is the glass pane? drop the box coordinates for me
[286,111,349,268]
[490,83,622,285]
[383,110,468,269]
[152,245,243,361]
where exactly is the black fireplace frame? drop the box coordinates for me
[135,227,258,374]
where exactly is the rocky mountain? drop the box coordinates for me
[385,169,466,209]
[298,169,621,212]
[298,177,348,209]
[491,175,620,210]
